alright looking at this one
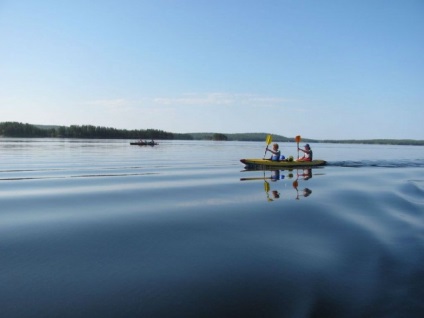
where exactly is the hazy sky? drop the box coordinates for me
[1,0,423,139]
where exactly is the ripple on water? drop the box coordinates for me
[1,141,424,317]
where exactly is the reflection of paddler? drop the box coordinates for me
[298,168,312,180]
[271,170,279,181]
[271,170,285,181]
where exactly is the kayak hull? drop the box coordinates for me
[241,158,326,169]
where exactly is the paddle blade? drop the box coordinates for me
[264,134,272,158]
[266,134,272,145]
[264,181,270,193]
[292,180,298,189]
[295,135,301,159]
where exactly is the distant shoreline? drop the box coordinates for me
[1,122,423,146]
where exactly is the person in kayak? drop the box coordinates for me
[297,144,313,161]
[267,143,281,161]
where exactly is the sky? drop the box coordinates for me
[0,0,423,140]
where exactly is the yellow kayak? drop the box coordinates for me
[240,158,326,169]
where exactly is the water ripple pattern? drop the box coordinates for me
[1,139,423,317]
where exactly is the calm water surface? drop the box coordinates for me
[1,139,423,317]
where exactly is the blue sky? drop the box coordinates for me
[1,0,423,139]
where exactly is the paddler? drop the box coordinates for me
[297,144,313,161]
[266,143,281,161]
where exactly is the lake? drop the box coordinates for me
[1,138,423,317]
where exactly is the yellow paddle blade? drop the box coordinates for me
[295,135,301,143]
[264,181,270,193]
[266,134,272,145]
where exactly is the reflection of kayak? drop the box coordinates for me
[130,141,158,146]
[241,159,326,169]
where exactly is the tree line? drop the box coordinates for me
[1,122,423,145]
[0,122,192,140]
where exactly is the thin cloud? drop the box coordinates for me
[83,93,295,111]
[84,99,134,108]
[153,93,292,107]
[82,98,146,113]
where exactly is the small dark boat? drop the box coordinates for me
[130,141,158,146]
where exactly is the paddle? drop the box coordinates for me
[240,177,272,181]
[264,179,270,193]
[264,179,273,201]
[292,179,299,200]
[263,134,272,159]
[295,135,301,159]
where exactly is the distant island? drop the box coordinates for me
[1,122,423,146]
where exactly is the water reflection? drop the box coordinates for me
[293,168,313,200]
[263,178,280,201]
[241,168,319,201]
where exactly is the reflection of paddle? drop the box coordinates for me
[295,135,301,159]
[240,177,272,181]
[264,180,270,192]
[264,134,272,159]
[292,179,299,200]
[263,171,274,201]
[264,180,273,201]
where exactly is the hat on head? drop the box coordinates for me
[305,144,310,147]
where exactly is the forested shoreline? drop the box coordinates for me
[1,122,423,145]
[0,122,191,140]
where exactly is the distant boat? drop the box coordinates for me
[130,140,158,146]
